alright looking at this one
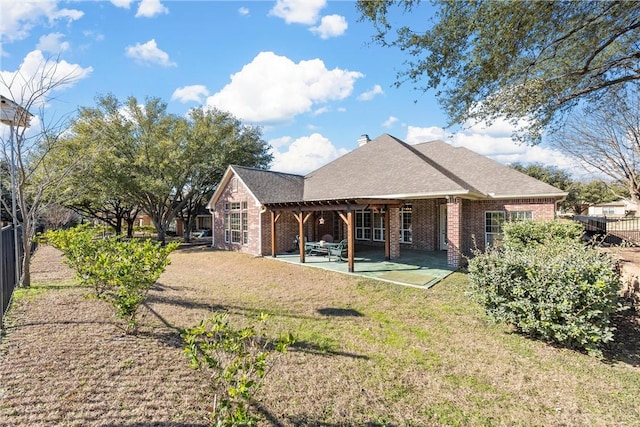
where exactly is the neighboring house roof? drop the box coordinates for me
[208,134,567,208]
[590,199,637,208]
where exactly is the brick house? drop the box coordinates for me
[206,134,567,270]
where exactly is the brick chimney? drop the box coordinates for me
[357,134,370,147]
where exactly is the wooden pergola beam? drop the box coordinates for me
[293,211,312,263]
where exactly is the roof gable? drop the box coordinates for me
[207,166,304,209]
[233,166,304,203]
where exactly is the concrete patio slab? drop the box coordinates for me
[271,247,457,289]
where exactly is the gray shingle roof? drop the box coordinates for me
[232,165,304,203]
[215,134,566,205]
[303,134,477,200]
[303,134,565,201]
[411,140,567,198]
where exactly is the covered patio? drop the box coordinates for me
[272,246,457,289]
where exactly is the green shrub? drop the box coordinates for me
[468,221,623,357]
[41,225,178,333]
[183,313,294,427]
[501,219,584,249]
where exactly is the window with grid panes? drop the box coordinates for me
[373,211,385,241]
[355,210,371,240]
[401,205,412,243]
[485,211,505,246]
[508,210,532,222]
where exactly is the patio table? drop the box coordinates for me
[305,241,329,256]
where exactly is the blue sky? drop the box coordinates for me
[0,0,579,176]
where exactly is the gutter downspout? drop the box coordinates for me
[208,208,215,248]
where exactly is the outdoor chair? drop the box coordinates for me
[327,239,348,261]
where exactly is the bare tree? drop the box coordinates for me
[551,87,640,204]
[0,56,93,287]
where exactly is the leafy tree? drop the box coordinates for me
[551,87,640,204]
[357,1,640,143]
[510,163,572,191]
[509,163,626,214]
[568,180,624,214]
[70,95,272,244]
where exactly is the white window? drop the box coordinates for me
[509,210,533,222]
[355,210,372,240]
[485,211,505,247]
[602,207,615,216]
[373,211,385,241]
[401,205,412,243]
[224,201,247,244]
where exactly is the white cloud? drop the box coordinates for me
[171,85,209,103]
[136,0,169,18]
[269,0,326,25]
[405,126,451,144]
[312,106,330,116]
[0,50,92,108]
[405,124,581,174]
[310,14,347,39]
[382,116,398,128]
[357,84,383,101]
[238,7,250,16]
[125,39,176,67]
[269,133,349,175]
[206,51,363,123]
[110,0,133,8]
[0,1,83,44]
[36,33,69,53]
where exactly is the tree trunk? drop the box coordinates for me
[114,217,122,235]
[21,242,31,288]
[126,217,135,238]
[19,225,32,288]
[156,226,166,246]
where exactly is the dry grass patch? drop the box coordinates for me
[1,244,639,426]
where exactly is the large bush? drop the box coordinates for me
[468,220,623,356]
[41,225,178,333]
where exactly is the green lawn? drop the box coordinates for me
[1,246,639,426]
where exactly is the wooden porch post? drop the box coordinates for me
[338,210,355,273]
[270,211,281,257]
[384,207,390,260]
[347,209,355,272]
[293,211,312,263]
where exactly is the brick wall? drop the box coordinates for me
[460,198,558,256]
[260,211,303,256]
[212,177,262,255]
[407,199,442,251]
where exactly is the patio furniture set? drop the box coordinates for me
[305,239,348,261]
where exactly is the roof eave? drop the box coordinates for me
[487,192,568,200]
[302,189,481,202]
